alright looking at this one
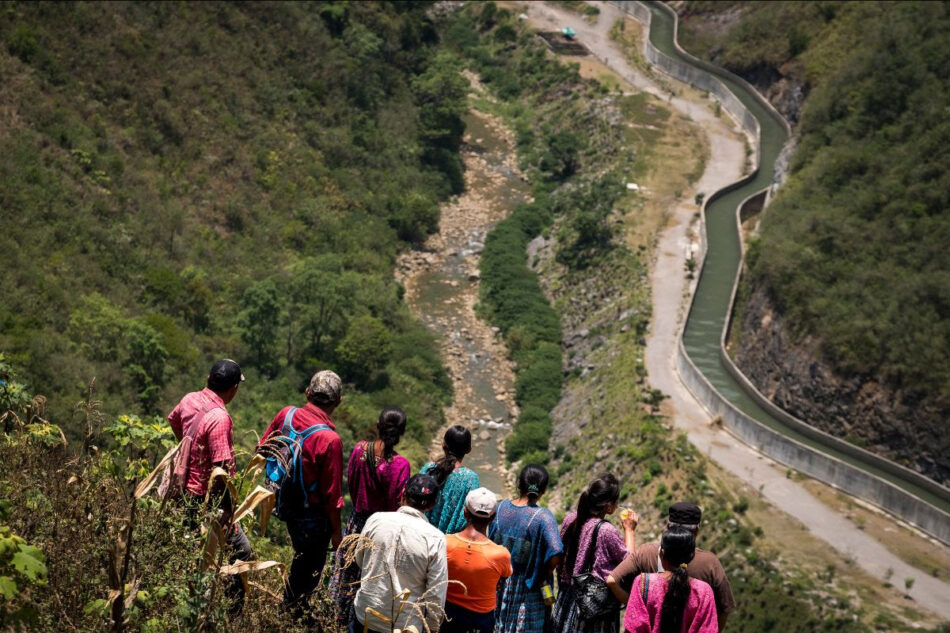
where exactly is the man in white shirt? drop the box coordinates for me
[353,473,448,633]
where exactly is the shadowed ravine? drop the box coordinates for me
[396,106,529,494]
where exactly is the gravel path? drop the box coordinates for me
[524,1,950,619]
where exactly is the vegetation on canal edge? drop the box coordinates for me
[678,1,950,479]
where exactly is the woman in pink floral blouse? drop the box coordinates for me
[330,407,411,623]
[624,527,718,633]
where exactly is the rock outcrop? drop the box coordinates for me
[732,282,950,485]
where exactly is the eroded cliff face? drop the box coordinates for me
[732,282,950,485]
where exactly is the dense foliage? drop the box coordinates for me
[0,2,464,460]
[746,2,950,406]
[680,1,950,412]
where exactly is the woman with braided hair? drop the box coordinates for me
[623,526,717,633]
[421,425,480,533]
[553,474,638,633]
[491,464,564,633]
[330,407,410,623]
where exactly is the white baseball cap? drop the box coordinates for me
[465,487,498,518]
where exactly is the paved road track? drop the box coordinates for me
[525,1,950,619]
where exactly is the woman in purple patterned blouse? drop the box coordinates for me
[553,474,638,633]
[330,407,411,624]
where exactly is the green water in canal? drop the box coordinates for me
[643,2,950,512]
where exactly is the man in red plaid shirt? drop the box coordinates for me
[259,369,344,621]
[167,358,251,616]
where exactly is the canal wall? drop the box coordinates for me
[612,0,950,545]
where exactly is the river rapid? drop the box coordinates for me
[396,106,530,495]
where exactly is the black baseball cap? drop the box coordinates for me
[668,502,702,526]
[207,358,245,391]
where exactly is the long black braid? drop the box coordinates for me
[659,526,696,633]
[366,407,407,490]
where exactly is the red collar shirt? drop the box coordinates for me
[166,388,235,497]
[259,403,344,515]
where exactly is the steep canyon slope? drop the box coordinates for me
[677,1,950,484]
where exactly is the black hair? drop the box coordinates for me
[405,473,440,510]
[463,507,493,532]
[368,407,407,461]
[564,474,620,574]
[207,359,242,392]
[306,390,339,407]
[428,425,471,487]
[366,408,408,491]
[517,464,550,502]
[659,526,696,633]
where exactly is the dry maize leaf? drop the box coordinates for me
[122,578,140,611]
[243,453,266,484]
[205,467,237,507]
[230,486,274,523]
[258,494,275,536]
[220,560,284,597]
[105,588,122,610]
[200,521,225,572]
[218,559,284,577]
[248,580,282,601]
[364,607,393,630]
[134,443,180,499]
[109,521,131,582]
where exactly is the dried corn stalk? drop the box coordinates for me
[230,485,275,535]
[133,442,181,499]
[205,466,238,509]
[200,520,226,573]
[219,559,285,596]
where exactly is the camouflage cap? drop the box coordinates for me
[307,370,342,405]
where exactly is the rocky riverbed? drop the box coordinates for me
[396,104,529,494]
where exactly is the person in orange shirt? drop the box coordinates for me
[443,488,513,633]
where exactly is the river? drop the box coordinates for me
[396,106,530,495]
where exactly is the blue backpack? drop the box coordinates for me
[261,407,331,520]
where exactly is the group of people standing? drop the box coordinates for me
[166,360,735,632]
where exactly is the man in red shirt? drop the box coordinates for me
[259,369,344,620]
[166,358,251,616]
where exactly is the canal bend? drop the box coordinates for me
[636,1,950,516]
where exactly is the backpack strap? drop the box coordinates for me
[280,407,298,435]
[580,520,605,574]
[289,422,332,509]
[640,572,650,604]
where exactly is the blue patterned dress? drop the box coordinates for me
[420,462,479,534]
[490,499,565,633]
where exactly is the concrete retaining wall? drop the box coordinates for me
[614,0,950,545]
[676,342,950,543]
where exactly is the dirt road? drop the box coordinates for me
[523,1,950,619]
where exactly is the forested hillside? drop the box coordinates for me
[677,1,950,483]
[0,2,463,461]
[439,4,941,632]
